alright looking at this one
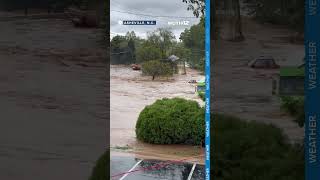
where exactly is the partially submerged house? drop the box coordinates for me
[272,64,304,96]
[166,55,188,75]
[167,55,179,62]
[196,79,206,92]
[161,55,180,74]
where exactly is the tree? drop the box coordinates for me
[127,39,136,62]
[171,43,192,74]
[225,0,244,41]
[182,0,205,17]
[142,60,173,80]
[244,0,304,33]
[180,17,205,50]
[110,35,134,64]
[182,0,244,41]
[135,28,175,63]
[125,31,137,41]
[179,18,205,71]
[146,28,176,59]
[136,44,162,62]
[126,31,137,62]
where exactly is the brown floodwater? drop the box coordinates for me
[110,65,205,162]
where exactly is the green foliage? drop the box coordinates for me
[180,17,205,71]
[280,96,305,127]
[141,60,174,80]
[110,33,137,64]
[182,0,221,40]
[244,0,304,32]
[180,17,205,50]
[111,29,176,64]
[88,150,109,180]
[136,44,162,62]
[182,0,205,18]
[171,43,191,59]
[211,113,304,180]
[146,28,176,59]
[136,98,204,145]
[198,92,205,101]
[127,38,136,62]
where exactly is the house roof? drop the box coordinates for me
[280,67,305,77]
[168,55,180,62]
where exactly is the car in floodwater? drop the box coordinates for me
[131,64,141,70]
[248,56,280,69]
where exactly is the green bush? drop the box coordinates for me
[136,98,204,145]
[142,60,174,80]
[88,150,109,180]
[198,92,205,101]
[211,113,304,180]
[280,96,305,127]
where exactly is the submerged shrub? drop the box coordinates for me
[136,98,204,145]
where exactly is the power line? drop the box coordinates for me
[110,0,198,19]
[110,0,151,16]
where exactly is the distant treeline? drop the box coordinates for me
[110,18,205,71]
[184,0,304,41]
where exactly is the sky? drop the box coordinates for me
[110,0,201,41]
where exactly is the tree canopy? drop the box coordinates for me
[180,17,205,71]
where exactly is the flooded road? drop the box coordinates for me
[110,65,205,163]
[213,18,305,143]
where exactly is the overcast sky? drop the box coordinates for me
[110,0,201,41]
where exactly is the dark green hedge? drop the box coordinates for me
[136,98,204,145]
[88,150,109,180]
[211,113,304,180]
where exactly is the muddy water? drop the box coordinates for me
[110,65,205,163]
[0,17,107,180]
[213,18,305,143]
